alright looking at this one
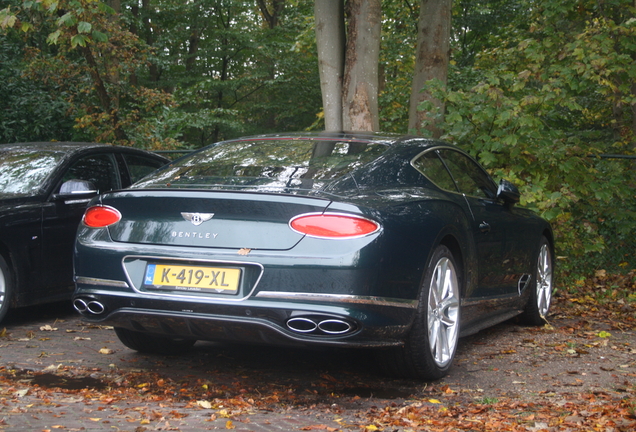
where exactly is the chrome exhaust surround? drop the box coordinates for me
[286,316,356,336]
[73,298,106,316]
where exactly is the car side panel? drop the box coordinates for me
[0,201,44,306]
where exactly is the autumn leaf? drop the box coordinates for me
[99,348,115,354]
[226,420,235,429]
[301,426,338,431]
[196,400,213,409]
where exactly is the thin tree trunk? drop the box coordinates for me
[409,0,451,137]
[81,46,128,141]
[315,0,345,131]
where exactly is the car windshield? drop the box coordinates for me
[0,148,65,197]
[135,138,389,192]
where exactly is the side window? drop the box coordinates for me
[437,149,496,199]
[412,150,458,192]
[62,153,120,194]
[122,154,167,184]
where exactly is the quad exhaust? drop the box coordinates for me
[286,316,356,336]
[73,298,106,315]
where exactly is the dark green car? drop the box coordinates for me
[72,132,554,379]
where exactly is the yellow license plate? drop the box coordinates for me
[144,264,241,293]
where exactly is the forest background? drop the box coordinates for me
[1,0,634,286]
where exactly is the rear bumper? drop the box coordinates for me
[72,287,416,348]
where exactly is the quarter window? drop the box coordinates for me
[122,154,167,183]
[437,149,496,199]
[412,151,458,192]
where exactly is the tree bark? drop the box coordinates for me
[342,0,381,132]
[81,46,128,142]
[409,0,451,137]
[315,0,345,131]
[257,0,285,29]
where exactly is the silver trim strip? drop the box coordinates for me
[75,276,129,288]
[255,291,418,309]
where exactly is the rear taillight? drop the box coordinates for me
[290,213,380,239]
[83,205,121,228]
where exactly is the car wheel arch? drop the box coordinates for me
[427,227,472,300]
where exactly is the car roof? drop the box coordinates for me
[0,141,170,160]
[225,131,420,145]
[1,142,113,151]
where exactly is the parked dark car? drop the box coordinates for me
[0,142,169,323]
[72,132,554,379]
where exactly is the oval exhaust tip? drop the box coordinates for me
[86,301,105,315]
[286,317,318,333]
[73,299,88,313]
[318,319,353,335]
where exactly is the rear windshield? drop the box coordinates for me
[0,148,64,197]
[135,138,388,191]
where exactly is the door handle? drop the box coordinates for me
[479,221,491,233]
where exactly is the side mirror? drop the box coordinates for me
[497,179,520,204]
[54,179,98,199]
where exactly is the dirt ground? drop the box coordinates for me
[0,288,634,431]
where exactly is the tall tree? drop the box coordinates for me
[343,0,382,131]
[315,0,381,131]
[408,0,451,136]
[314,0,345,131]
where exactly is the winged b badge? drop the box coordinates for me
[181,212,215,226]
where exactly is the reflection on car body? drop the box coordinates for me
[72,132,554,379]
[0,142,169,322]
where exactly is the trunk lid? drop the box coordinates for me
[102,190,331,250]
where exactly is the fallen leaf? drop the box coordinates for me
[40,325,58,331]
[301,426,338,431]
[237,248,251,255]
[226,420,235,429]
[197,400,213,409]
[98,348,114,355]
[13,389,28,397]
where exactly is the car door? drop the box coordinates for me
[39,152,122,294]
[435,149,519,298]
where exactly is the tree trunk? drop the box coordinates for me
[342,0,381,132]
[257,0,285,29]
[409,0,451,137]
[81,46,128,142]
[315,0,345,131]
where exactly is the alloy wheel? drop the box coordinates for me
[535,243,553,318]
[427,257,460,368]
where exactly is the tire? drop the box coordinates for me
[0,255,13,324]
[520,237,554,325]
[377,245,461,380]
[114,327,196,355]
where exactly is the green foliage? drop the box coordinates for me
[0,32,76,143]
[378,0,418,133]
[422,0,636,277]
[2,0,321,149]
